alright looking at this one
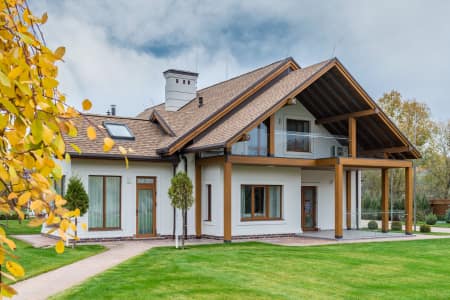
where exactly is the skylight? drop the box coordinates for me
[103,122,135,140]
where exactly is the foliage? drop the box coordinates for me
[367,220,378,230]
[420,224,431,233]
[391,221,402,231]
[168,172,193,248]
[64,177,88,216]
[51,240,450,300]
[446,209,450,224]
[425,213,437,225]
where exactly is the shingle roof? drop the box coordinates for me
[186,59,333,150]
[65,114,166,159]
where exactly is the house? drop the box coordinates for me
[43,57,420,242]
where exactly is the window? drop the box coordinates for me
[188,80,191,85]
[241,185,282,220]
[183,79,186,84]
[53,175,65,196]
[248,121,268,156]
[88,176,121,230]
[176,79,179,83]
[205,184,212,221]
[286,119,310,152]
[103,122,135,140]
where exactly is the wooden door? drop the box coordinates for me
[301,186,317,231]
[136,177,156,237]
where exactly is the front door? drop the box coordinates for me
[136,177,156,237]
[301,186,317,231]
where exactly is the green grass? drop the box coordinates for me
[431,222,450,228]
[53,239,450,300]
[6,239,105,283]
[0,219,42,235]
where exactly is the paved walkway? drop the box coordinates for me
[11,234,55,248]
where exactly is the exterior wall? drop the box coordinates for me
[42,159,175,239]
[175,154,197,237]
[201,164,224,236]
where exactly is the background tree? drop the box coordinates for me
[168,172,193,249]
[64,176,89,248]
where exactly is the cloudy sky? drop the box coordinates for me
[31,0,450,120]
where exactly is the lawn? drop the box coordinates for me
[53,239,450,300]
[0,219,42,235]
[6,239,105,283]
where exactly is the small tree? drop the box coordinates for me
[64,176,89,247]
[168,172,194,249]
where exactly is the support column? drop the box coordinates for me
[195,163,202,238]
[405,167,413,235]
[268,114,275,156]
[348,117,357,158]
[346,170,352,230]
[224,159,232,242]
[381,168,389,233]
[335,162,343,239]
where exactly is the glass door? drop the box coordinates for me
[136,177,156,237]
[301,186,317,231]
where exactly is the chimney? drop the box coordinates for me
[110,104,116,116]
[163,69,198,111]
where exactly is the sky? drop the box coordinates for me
[31,0,450,121]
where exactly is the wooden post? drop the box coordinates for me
[381,168,389,233]
[224,160,232,242]
[348,117,357,158]
[405,167,413,234]
[195,163,202,238]
[269,114,275,156]
[335,162,343,238]
[346,170,352,230]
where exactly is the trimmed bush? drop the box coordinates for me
[425,214,437,225]
[391,221,402,231]
[420,224,431,233]
[446,209,450,224]
[368,220,378,230]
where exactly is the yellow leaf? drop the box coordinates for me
[87,126,96,140]
[28,218,45,227]
[4,238,16,251]
[54,47,66,60]
[65,153,71,164]
[70,143,81,154]
[0,283,17,297]
[0,227,5,237]
[6,261,24,278]
[7,192,17,201]
[17,32,35,45]
[103,137,115,152]
[41,12,48,24]
[82,99,92,111]
[42,77,58,89]
[74,208,80,217]
[17,191,31,206]
[125,156,129,169]
[55,240,65,254]
[118,146,127,155]
[0,70,11,87]
[23,153,35,169]
[8,66,22,79]
[42,125,53,145]
[81,223,88,231]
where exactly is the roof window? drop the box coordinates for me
[103,122,135,140]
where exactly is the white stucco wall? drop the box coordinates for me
[201,164,224,236]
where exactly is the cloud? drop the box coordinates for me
[31,0,450,120]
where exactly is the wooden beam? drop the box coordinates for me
[196,156,225,166]
[346,170,352,230]
[195,163,202,238]
[381,168,389,233]
[405,167,413,235]
[223,160,232,242]
[360,146,411,156]
[229,155,317,167]
[316,109,378,125]
[348,117,357,158]
[269,114,275,156]
[335,163,343,238]
[339,157,412,169]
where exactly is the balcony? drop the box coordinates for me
[231,130,349,159]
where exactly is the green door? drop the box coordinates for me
[136,177,156,236]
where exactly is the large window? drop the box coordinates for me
[247,121,268,156]
[88,176,121,230]
[286,119,310,152]
[241,185,282,220]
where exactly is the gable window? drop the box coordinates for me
[241,185,282,220]
[248,121,268,156]
[286,119,310,152]
[88,176,121,230]
[204,184,212,221]
[104,122,135,140]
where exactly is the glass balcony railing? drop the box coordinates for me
[231,130,349,159]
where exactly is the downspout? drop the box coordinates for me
[356,170,360,230]
[181,154,188,239]
[172,159,179,240]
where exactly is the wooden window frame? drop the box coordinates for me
[204,184,212,221]
[241,184,283,221]
[286,118,311,153]
[88,175,122,231]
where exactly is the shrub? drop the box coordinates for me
[446,209,450,224]
[368,220,378,230]
[391,221,402,231]
[425,214,437,225]
[420,224,431,233]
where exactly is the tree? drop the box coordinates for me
[0,1,127,296]
[64,176,89,248]
[168,172,193,249]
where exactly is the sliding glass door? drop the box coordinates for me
[136,177,156,237]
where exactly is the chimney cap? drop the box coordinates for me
[163,69,198,77]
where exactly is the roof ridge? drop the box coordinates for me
[83,113,150,121]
